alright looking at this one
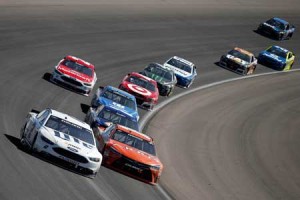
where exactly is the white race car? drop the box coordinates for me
[163,56,197,88]
[20,108,102,178]
[50,55,97,96]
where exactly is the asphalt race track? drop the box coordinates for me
[0,1,300,200]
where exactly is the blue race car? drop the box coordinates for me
[163,56,197,88]
[91,85,139,121]
[257,17,295,40]
[258,45,295,71]
[85,105,139,132]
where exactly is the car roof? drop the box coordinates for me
[129,72,157,84]
[234,47,254,57]
[170,56,194,67]
[273,17,288,25]
[49,109,92,130]
[105,85,136,100]
[116,124,153,142]
[65,55,95,69]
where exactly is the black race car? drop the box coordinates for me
[140,63,177,96]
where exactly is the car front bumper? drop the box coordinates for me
[34,135,101,174]
[51,71,94,95]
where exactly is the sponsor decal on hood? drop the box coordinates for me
[125,83,152,97]
[112,143,160,165]
[261,52,285,63]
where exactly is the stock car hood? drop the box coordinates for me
[163,63,192,78]
[42,127,97,155]
[122,81,157,99]
[111,142,161,166]
[260,51,286,63]
[98,97,138,119]
[226,54,249,66]
[57,65,94,83]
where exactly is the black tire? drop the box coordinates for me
[30,131,39,153]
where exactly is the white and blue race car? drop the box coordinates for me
[163,56,197,88]
[20,108,102,178]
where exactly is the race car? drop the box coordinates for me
[90,86,139,121]
[163,56,197,88]
[140,63,177,96]
[84,104,140,133]
[257,17,295,40]
[258,45,295,71]
[50,55,97,96]
[93,123,163,185]
[219,47,257,75]
[20,108,102,178]
[119,72,159,110]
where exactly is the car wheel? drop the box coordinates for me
[30,132,39,153]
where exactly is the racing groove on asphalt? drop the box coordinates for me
[0,1,300,200]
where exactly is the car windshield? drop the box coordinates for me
[228,50,251,62]
[267,46,287,58]
[266,18,285,30]
[145,64,173,82]
[112,129,156,155]
[167,58,192,73]
[45,115,94,145]
[126,76,156,92]
[102,89,136,110]
[98,108,139,131]
[62,59,93,77]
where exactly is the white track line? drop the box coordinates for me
[139,69,300,200]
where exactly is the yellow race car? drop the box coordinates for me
[258,45,295,71]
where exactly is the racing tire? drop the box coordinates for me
[290,62,294,70]
[30,131,39,153]
[277,34,284,41]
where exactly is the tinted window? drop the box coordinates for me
[112,129,156,155]
[266,18,285,30]
[145,64,173,82]
[62,60,93,77]
[98,109,139,131]
[102,90,136,110]
[45,115,94,145]
[167,58,192,73]
[267,46,287,58]
[228,50,251,62]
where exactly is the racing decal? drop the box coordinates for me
[127,83,151,96]
[263,53,283,62]
[165,64,190,77]
[73,138,80,144]
[263,23,276,30]
[83,142,93,149]
[54,131,70,141]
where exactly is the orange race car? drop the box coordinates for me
[93,124,163,185]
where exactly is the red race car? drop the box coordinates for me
[50,55,97,96]
[93,124,163,185]
[119,72,159,110]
